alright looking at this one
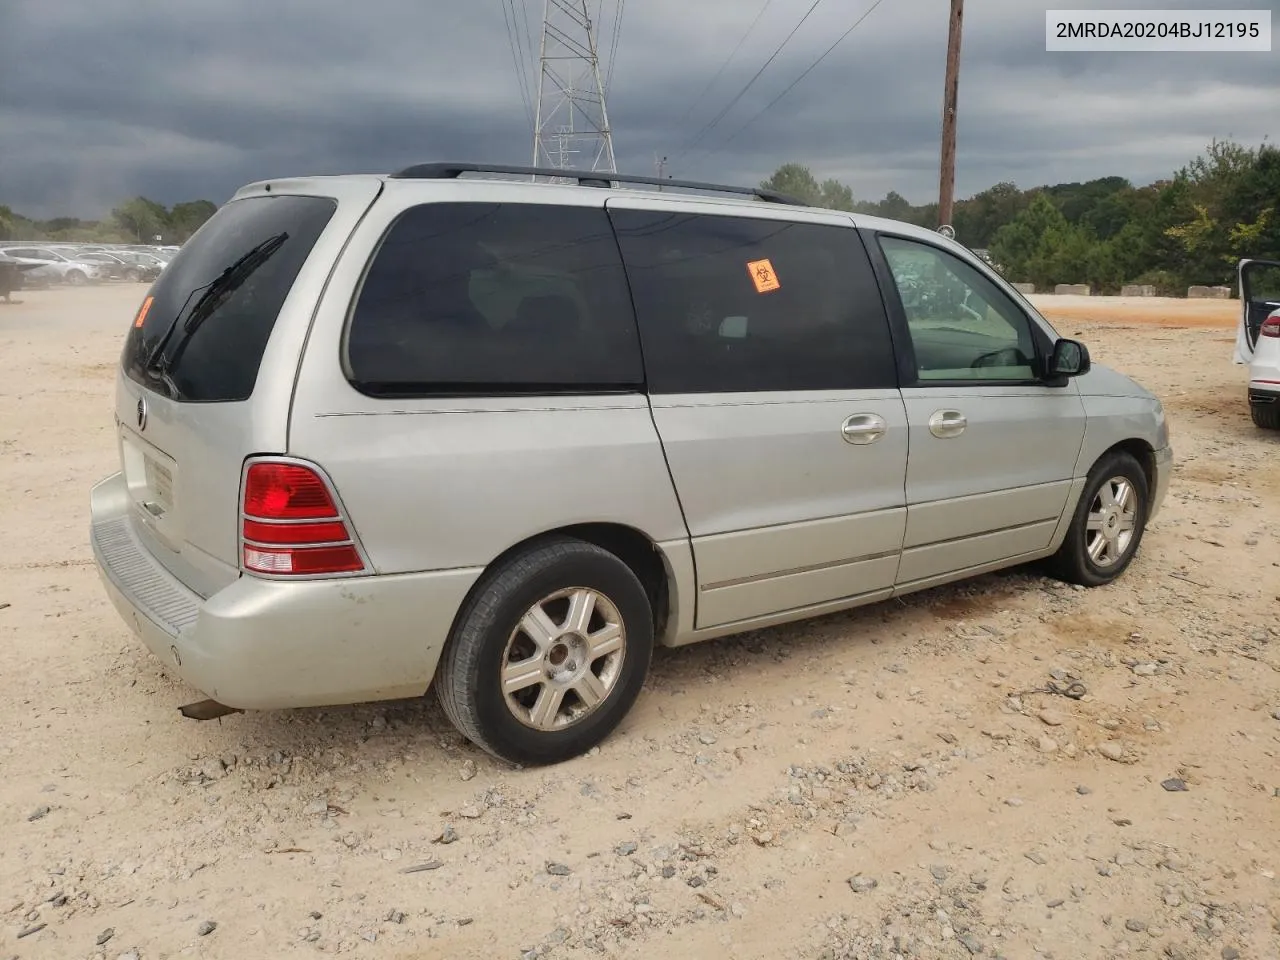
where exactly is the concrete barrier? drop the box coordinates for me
[1120,284,1156,297]
[1187,285,1220,299]
[1212,285,1232,299]
[1053,283,1091,296]
[1012,283,1035,295]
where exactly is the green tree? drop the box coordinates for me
[112,196,170,243]
[168,200,218,241]
[761,164,823,206]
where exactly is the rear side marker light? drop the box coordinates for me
[240,460,366,576]
[133,295,154,328]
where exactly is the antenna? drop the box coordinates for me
[533,0,617,174]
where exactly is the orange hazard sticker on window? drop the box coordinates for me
[746,258,780,294]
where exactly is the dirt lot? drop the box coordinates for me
[1,287,1277,960]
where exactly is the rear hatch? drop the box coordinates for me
[113,180,381,597]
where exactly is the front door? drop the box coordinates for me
[609,201,909,629]
[866,231,1087,588]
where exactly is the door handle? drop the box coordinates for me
[928,409,967,438]
[841,413,887,445]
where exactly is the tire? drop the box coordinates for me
[1045,450,1149,587]
[65,270,87,286]
[125,268,141,283]
[1251,401,1280,430]
[435,536,654,766]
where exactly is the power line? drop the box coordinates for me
[519,0,538,65]
[604,0,626,96]
[500,0,535,128]
[673,0,774,133]
[702,0,888,157]
[673,0,826,162]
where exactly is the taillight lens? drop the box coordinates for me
[241,460,365,576]
[1261,316,1280,338]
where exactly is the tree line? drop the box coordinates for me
[762,138,1279,294]
[0,197,217,245]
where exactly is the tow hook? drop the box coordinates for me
[178,699,243,721]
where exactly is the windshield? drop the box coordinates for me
[121,194,336,402]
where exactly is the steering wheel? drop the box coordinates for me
[970,347,1022,369]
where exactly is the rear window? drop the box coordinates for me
[122,194,337,402]
[345,202,643,396]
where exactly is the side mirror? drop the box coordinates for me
[1050,338,1091,378]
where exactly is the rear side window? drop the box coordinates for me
[610,210,896,394]
[122,194,337,402]
[346,202,643,396]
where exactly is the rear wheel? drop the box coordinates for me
[1045,450,1149,587]
[435,537,654,766]
[1251,400,1280,430]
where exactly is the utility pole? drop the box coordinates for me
[654,154,668,188]
[533,0,617,174]
[937,0,964,230]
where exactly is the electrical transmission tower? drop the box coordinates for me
[533,0,617,174]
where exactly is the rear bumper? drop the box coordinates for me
[1247,385,1280,404]
[1149,445,1173,522]
[90,472,482,710]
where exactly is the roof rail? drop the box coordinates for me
[387,162,804,206]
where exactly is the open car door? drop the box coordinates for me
[1236,258,1280,364]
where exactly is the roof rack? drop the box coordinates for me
[387,162,804,206]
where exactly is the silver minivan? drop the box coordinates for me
[90,163,1172,765]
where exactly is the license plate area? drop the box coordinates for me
[119,426,181,546]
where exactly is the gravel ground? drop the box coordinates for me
[1,286,1277,960]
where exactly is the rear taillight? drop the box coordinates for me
[240,460,366,576]
[1261,316,1280,338]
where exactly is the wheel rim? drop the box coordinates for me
[67,271,85,285]
[501,587,626,731]
[1085,476,1138,568]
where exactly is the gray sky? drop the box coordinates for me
[0,0,1276,218]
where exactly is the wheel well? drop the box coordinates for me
[486,524,672,638]
[1105,439,1156,510]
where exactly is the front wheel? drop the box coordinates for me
[435,537,654,766]
[1045,451,1149,587]
[65,269,87,286]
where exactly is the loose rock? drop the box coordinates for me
[546,862,572,876]
[96,928,115,946]
[26,806,50,822]
[1038,708,1066,727]
[848,875,878,893]
[197,920,217,936]
[1126,919,1147,933]
[1098,742,1125,762]
[1161,778,1189,792]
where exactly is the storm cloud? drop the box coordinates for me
[0,0,1276,218]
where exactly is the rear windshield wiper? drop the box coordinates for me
[144,232,289,377]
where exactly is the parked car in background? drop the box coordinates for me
[73,251,134,281]
[113,251,166,281]
[1236,258,1280,430]
[0,245,103,285]
[0,250,44,301]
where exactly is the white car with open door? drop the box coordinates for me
[1236,258,1280,430]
